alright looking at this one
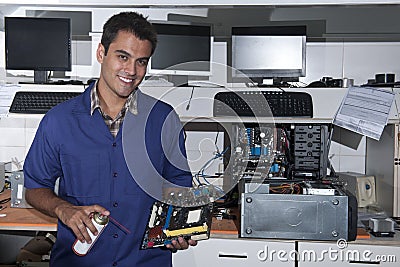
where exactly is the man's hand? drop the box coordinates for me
[166,237,197,252]
[25,188,109,244]
[55,204,110,244]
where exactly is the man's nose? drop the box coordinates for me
[124,61,136,76]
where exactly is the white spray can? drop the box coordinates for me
[72,212,109,256]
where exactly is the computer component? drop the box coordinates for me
[9,91,81,114]
[141,185,217,249]
[241,187,358,241]
[213,91,313,117]
[368,218,395,237]
[5,17,71,84]
[148,21,213,86]
[230,26,306,85]
[10,171,32,208]
[231,123,328,180]
[244,182,270,194]
[141,201,214,249]
[358,176,377,207]
[338,172,376,208]
[293,125,329,179]
[230,124,275,181]
[232,121,357,241]
[303,182,336,195]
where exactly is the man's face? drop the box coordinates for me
[96,30,153,99]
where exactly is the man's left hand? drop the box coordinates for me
[166,237,197,252]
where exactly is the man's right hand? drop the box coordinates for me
[25,188,109,244]
[55,204,110,244]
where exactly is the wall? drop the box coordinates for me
[304,42,400,85]
[0,116,32,170]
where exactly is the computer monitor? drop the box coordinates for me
[148,21,213,85]
[230,25,306,85]
[5,17,72,84]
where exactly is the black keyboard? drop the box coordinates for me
[213,91,313,117]
[9,91,82,114]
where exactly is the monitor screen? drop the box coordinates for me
[148,22,213,77]
[231,25,306,84]
[5,17,72,83]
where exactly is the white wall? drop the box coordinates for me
[67,40,400,85]
[303,42,400,86]
[0,116,41,170]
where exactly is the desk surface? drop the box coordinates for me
[0,190,57,231]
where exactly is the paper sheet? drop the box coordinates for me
[333,86,395,140]
[0,84,20,117]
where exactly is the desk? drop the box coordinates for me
[0,190,57,231]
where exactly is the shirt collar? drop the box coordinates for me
[90,81,138,116]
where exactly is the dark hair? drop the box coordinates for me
[101,11,157,56]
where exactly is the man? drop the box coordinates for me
[23,11,196,266]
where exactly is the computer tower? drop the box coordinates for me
[240,187,358,241]
[234,123,357,241]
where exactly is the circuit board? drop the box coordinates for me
[141,201,214,249]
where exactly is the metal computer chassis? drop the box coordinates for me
[240,190,357,241]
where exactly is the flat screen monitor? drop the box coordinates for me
[231,25,306,85]
[5,17,72,84]
[148,21,213,85]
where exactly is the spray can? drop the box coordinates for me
[72,212,109,256]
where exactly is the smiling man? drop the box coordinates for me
[23,12,196,267]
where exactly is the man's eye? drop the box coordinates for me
[138,59,148,66]
[119,55,128,60]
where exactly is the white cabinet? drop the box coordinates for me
[173,238,295,267]
[366,124,400,217]
[298,241,400,267]
[173,238,400,266]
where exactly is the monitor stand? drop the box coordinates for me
[167,75,189,87]
[18,71,50,84]
[250,77,299,88]
[34,70,49,84]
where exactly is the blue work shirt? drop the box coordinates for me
[23,84,193,267]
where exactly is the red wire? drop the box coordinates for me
[108,215,131,234]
